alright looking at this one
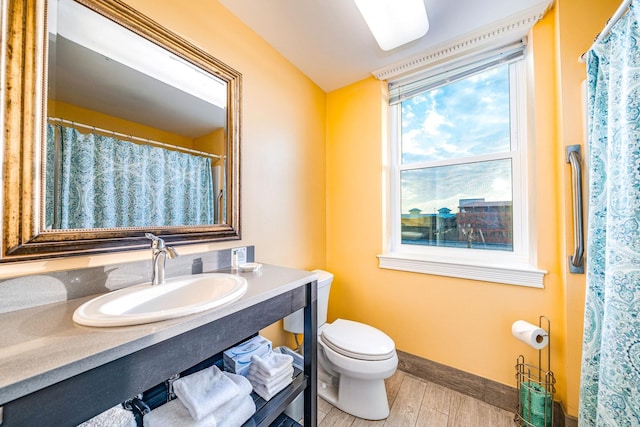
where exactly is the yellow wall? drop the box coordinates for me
[325,0,619,418]
[1,0,327,343]
[194,129,225,158]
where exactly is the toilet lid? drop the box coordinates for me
[320,319,396,361]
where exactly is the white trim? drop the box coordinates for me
[372,1,553,82]
[524,40,540,269]
[377,253,546,288]
[389,105,401,253]
[510,61,528,258]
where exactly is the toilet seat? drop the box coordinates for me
[320,319,395,361]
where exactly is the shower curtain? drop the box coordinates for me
[579,2,640,426]
[46,124,214,229]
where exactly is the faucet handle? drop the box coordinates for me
[145,232,164,249]
[145,233,178,258]
[145,232,159,241]
[166,246,179,259]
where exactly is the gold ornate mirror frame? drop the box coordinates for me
[1,0,241,261]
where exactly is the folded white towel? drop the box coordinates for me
[173,365,239,420]
[143,394,256,427]
[250,370,293,394]
[218,395,256,427]
[78,404,136,427]
[250,352,294,378]
[251,375,292,401]
[222,371,253,396]
[143,399,192,427]
[248,366,294,387]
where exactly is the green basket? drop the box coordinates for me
[520,381,552,427]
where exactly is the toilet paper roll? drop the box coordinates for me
[512,320,549,350]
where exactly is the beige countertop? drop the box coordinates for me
[0,264,315,405]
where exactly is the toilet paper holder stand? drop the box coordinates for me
[514,315,556,427]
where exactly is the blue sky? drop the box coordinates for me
[400,64,513,214]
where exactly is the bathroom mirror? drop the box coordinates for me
[1,0,241,261]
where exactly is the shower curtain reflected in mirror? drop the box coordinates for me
[579,1,640,425]
[46,124,214,229]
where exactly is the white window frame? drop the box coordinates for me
[378,54,546,288]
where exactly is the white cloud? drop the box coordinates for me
[421,110,448,136]
[401,70,510,163]
[492,177,510,194]
[401,160,512,214]
[401,128,438,160]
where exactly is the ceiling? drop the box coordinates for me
[218,0,554,92]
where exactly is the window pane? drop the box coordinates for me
[401,160,513,251]
[401,64,511,164]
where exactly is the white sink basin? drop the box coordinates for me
[73,273,248,327]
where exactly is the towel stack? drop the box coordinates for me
[143,365,255,427]
[247,351,295,401]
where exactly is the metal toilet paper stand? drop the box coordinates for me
[515,315,556,427]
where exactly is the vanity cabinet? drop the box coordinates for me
[0,269,317,427]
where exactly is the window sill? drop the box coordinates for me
[377,253,547,288]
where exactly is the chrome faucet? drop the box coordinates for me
[145,233,178,285]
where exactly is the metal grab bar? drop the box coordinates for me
[566,145,585,273]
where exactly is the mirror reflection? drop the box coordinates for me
[46,0,228,229]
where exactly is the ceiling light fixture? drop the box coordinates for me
[354,0,429,51]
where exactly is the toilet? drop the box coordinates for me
[283,270,398,420]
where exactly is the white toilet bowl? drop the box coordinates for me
[317,319,398,420]
[283,270,398,420]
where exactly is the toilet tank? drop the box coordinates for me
[283,270,333,334]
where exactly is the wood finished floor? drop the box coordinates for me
[317,369,516,427]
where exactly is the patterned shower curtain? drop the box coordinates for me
[579,2,640,426]
[46,124,214,229]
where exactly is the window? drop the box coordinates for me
[379,45,546,287]
[400,64,514,251]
